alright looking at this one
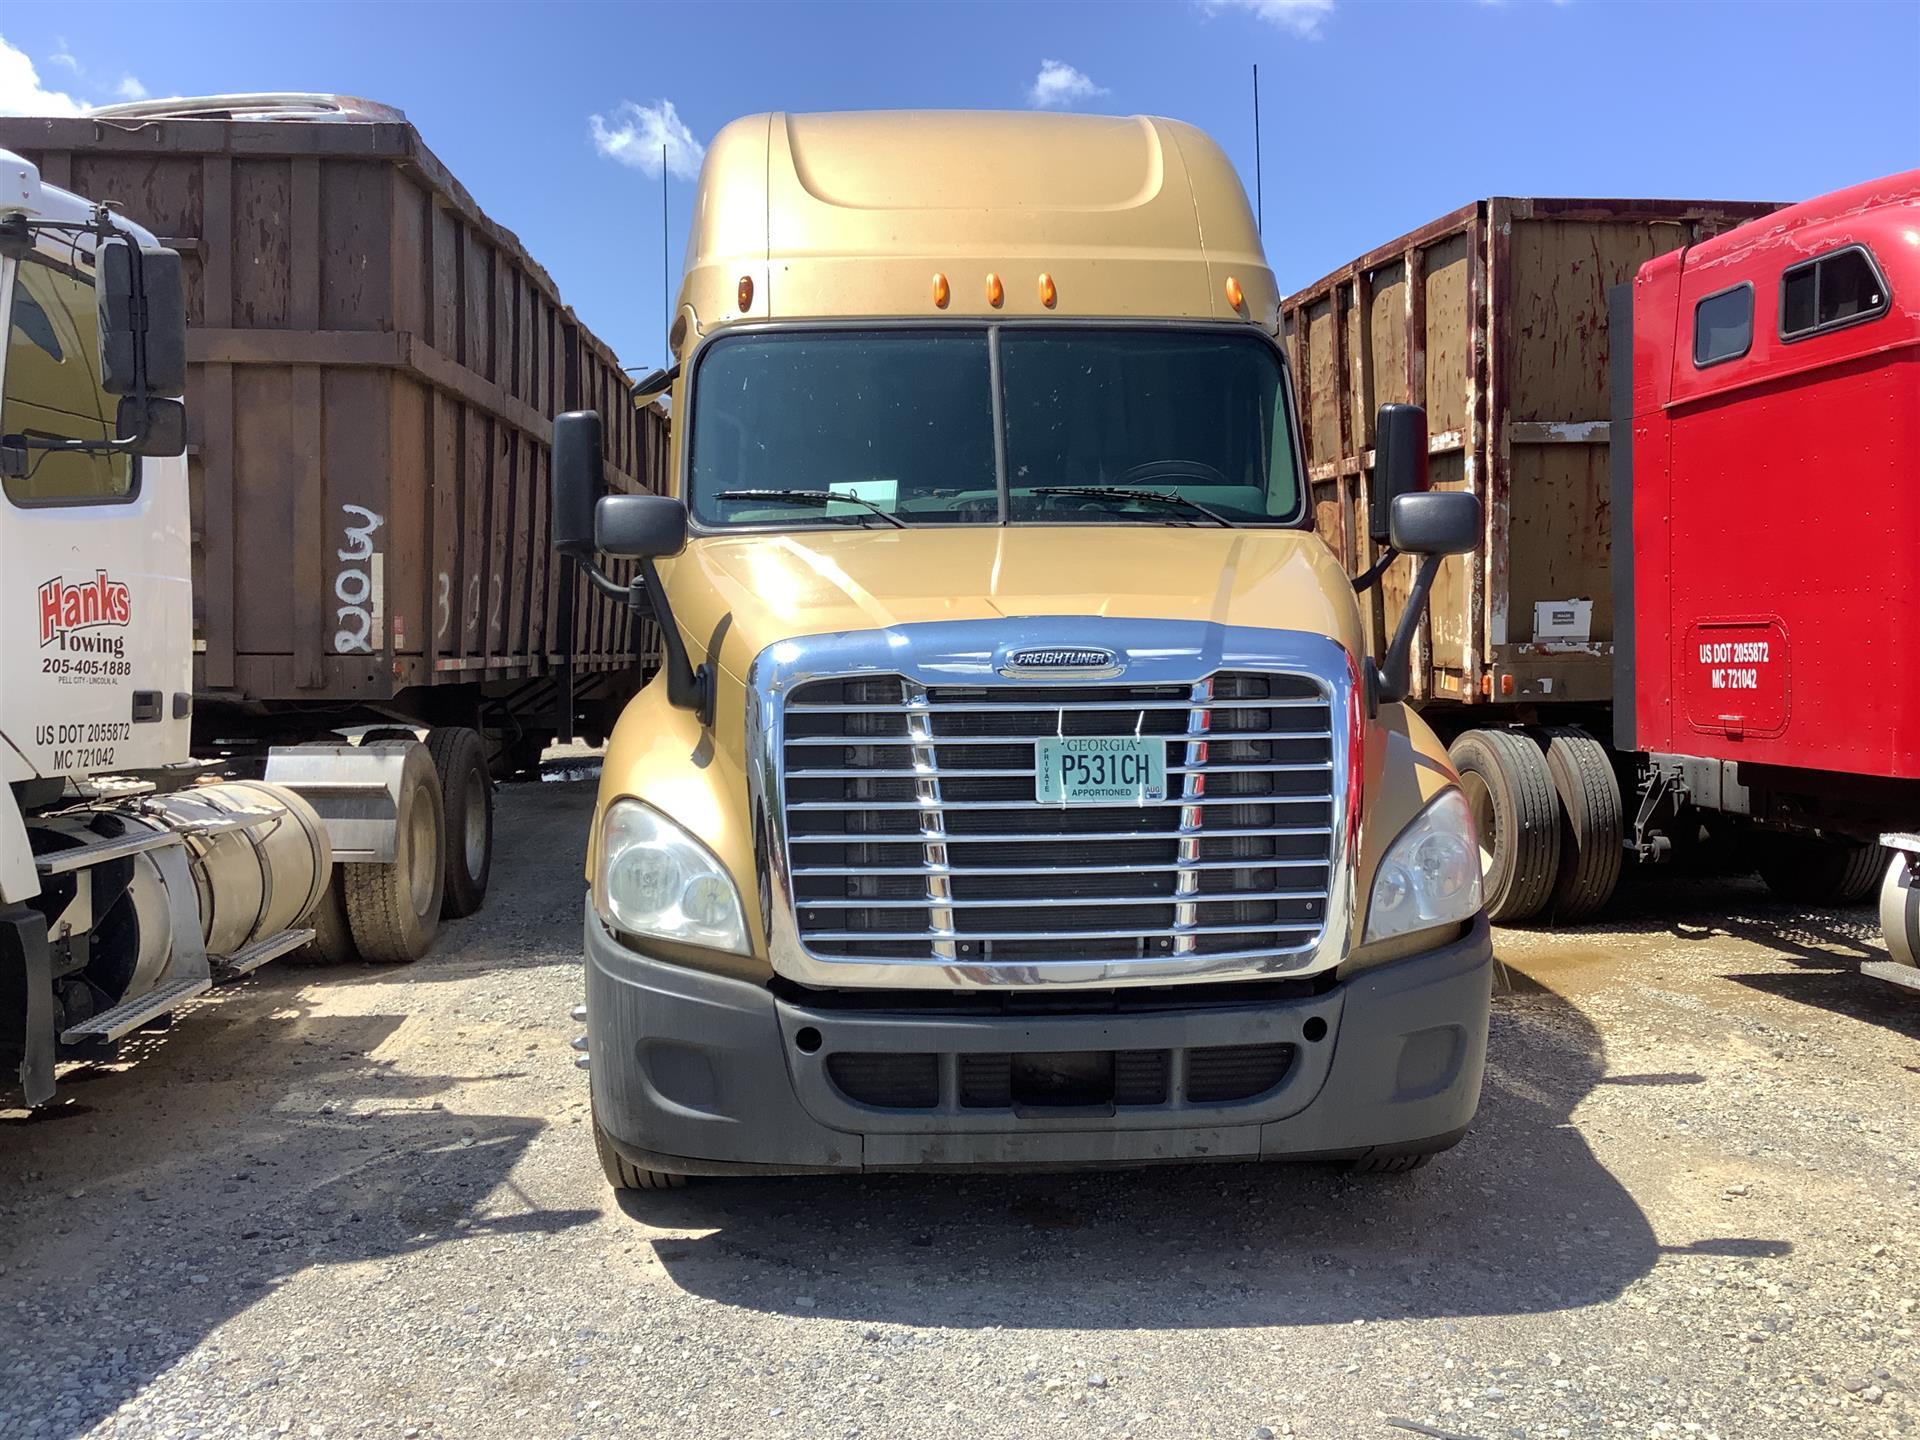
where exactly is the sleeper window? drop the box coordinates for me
[1692,285,1753,367]
[1781,247,1888,341]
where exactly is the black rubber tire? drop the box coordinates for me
[289,869,356,964]
[426,727,492,919]
[341,744,445,963]
[1539,727,1623,924]
[593,1119,688,1192]
[1449,728,1562,924]
[1349,1152,1433,1175]
[1754,833,1884,906]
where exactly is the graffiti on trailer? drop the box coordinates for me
[334,504,384,654]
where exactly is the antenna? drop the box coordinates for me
[661,143,670,367]
[1252,63,1264,236]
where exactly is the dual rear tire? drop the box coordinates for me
[1448,726,1621,924]
[296,727,494,965]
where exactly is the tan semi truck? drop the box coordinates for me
[549,111,1491,1186]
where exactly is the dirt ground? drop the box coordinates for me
[1,775,1914,1440]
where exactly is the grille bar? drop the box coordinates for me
[793,857,1331,877]
[787,762,1333,779]
[789,825,1333,846]
[798,889,1326,910]
[788,698,1324,715]
[784,729,1332,747]
[788,792,1331,813]
[803,922,1323,943]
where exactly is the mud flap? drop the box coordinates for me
[1,904,54,1105]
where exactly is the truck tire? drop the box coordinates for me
[1348,1152,1433,1175]
[593,1117,687,1192]
[1539,727,1623,923]
[341,745,445,963]
[290,871,356,964]
[1881,850,1919,969]
[1449,729,1562,924]
[1754,833,1883,906]
[426,727,492,919]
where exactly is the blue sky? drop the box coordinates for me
[3,1,1916,371]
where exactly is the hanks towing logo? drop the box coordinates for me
[39,571,132,653]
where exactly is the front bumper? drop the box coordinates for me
[585,904,1492,1175]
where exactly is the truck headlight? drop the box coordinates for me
[1363,788,1483,944]
[593,798,750,955]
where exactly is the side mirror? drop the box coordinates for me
[1369,402,1429,545]
[595,493,687,559]
[116,396,187,457]
[96,237,186,397]
[551,410,604,558]
[629,363,678,402]
[1388,490,1480,557]
[1375,489,1483,704]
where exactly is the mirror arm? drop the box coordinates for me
[571,553,628,602]
[1376,551,1445,703]
[1350,545,1399,594]
[635,557,713,729]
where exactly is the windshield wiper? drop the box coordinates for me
[1029,485,1233,527]
[717,488,907,529]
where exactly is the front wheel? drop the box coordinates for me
[593,1116,688,1192]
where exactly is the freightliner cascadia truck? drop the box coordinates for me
[550,111,1492,1188]
[1284,172,1920,982]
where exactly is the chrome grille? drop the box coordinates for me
[779,672,1335,966]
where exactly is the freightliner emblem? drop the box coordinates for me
[999,646,1123,678]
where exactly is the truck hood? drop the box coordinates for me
[666,526,1364,680]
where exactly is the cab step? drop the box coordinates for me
[60,976,212,1045]
[215,927,316,978]
[1861,960,1920,994]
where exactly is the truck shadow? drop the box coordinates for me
[0,997,593,1440]
[628,974,1784,1329]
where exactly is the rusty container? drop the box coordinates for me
[1281,197,1775,713]
[0,97,664,731]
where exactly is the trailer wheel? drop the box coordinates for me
[1881,850,1920,969]
[1538,727,1623,923]
[341,745,445,963]
[1754,833,1883,906]
[426,727,492,919]
[593,1116,687,1192]
[1448,729,1561,924]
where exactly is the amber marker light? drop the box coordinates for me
[1038,272,1057,308]
[737,275,754,312]
[932,272,951,309]
[1224,275,1245,311]
[986,272,1004,308]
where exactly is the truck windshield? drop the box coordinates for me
[686,327,1302,529]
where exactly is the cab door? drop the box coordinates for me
[0,239,192,782]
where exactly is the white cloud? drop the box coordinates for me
[114,75,148,102]
[588,98,705,181]
[47,41,78,73]
[1204,0,1335,39]
[1027,59,1108,110]
[0,35,88,116]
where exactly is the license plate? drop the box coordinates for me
[1035,737,1167,806]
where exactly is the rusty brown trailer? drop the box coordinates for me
[1281,196,1776,713]
[0,105,665,742]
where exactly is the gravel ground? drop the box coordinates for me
[2,775,1915,1440]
